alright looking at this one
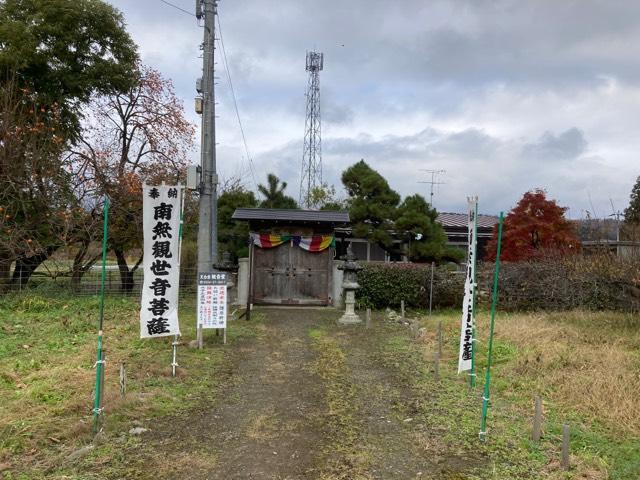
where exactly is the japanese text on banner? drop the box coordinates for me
[140,185,182,339]
[458,198,477,373]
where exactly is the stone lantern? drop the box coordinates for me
[337,243,362,324]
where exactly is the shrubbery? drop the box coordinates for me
[355,262,464,309]
[355,253,640,312]
[480,253,640,312]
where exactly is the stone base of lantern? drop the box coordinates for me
[338,290,361,325]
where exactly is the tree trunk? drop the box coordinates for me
[0,251,13,293]
[10,247,57,289]
[70,240,100,292]
[114,248,135,293]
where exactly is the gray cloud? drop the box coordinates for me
[107,0,640,218]
[522,128,588,161]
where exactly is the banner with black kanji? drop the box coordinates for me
[457,197,478,373]
[140,185,182,339]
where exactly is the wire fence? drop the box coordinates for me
[1,267,239,299]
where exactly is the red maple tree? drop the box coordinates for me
[486,189,580,262]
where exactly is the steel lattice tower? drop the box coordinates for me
[299,51,323,208]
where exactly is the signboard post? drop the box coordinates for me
[197,271,228,344]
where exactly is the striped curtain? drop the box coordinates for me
[249,233,335,252]
[250,233,290,248]
[293,235,335,252]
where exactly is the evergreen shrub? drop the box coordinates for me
[356,262,464,309]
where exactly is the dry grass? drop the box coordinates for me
[483,310,640,435]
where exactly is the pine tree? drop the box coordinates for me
[624,176,640,224]
[342,160,400,248]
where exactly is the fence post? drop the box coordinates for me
[532,395,542,443]
[401,300,405,319]
[437,321,443,357]
[366,308,371,329]
[429,261,435,315]
[433,350,440,380]
[119,363,126,397]
[561,424,570,470]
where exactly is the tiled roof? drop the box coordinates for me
[437,212,499,229]
[232,208,350,224]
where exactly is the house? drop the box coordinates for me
[436,212,500,260]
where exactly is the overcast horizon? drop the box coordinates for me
[109,0,640,218]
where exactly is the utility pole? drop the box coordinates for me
[196,0,218,274]
[418,169,446,207]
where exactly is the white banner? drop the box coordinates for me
[198,272,228,329]
[458,197,478,373]
[140,185,182,338]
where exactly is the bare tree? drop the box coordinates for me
[68,65,195,291]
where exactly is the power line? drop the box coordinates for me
[158,0,195,17]
[216,12,258,191]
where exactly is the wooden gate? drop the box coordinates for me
[252,243,330,305]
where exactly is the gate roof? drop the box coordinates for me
[232,208,350,226]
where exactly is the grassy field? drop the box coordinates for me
[415,308,640,479]
[0,291,639,479]
[0,292,259,478]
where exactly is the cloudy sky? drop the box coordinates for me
[109,0,640,217]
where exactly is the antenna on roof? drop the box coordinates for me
[609,198,623,242]
[418,169,446,207]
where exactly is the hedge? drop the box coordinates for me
[355,262,464,309]
[355,254,640,312]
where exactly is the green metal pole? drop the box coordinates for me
[470,200,479,388]
[93,197,110,434]
[479,211,504,441]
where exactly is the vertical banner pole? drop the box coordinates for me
[93,197,110,434]
[246,241,253,321]
[479,212,504,441]
[172,186,185,377]
[429,261,435,315]
[470,200,479,388]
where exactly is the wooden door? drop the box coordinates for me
[289,246,330,305]
[252,244,291,304]
[251,243,330,305]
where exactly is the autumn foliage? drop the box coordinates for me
[486,189,580,262]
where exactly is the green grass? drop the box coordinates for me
[0,291,261,478]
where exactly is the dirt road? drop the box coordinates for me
[123,308,484,480]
